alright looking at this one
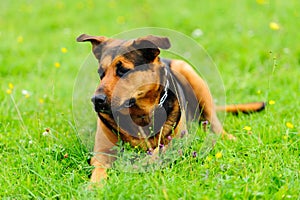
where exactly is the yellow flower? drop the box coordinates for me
[206,155,213,162]
[17,36,24,43]
[6,89,12,94]
[61,47,68,53]
[257,90,261,94]
[39,98,45,104]
[256,0,268,4]
[54,62,61,68]
[269,22,280,31]
[215,152,222,159]
[269,100,275,105]
[8,83,14,89]
[286,122,294,129]
[243,126,252,131]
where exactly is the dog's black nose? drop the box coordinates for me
[91,94,107,105]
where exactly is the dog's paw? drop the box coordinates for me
[88,181,105,190]
[222,132,237,141]
[226,133,237,141]
[89,167,107,189]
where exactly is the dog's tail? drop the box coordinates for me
[216,102,266,114]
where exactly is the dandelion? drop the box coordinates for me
[269,100,275,105]
[54,62,61,68]
[269,22,280,31]
[39,98,45,104]
[256,0,268,5]
[6,89,12,95]
[8,83,14,89]
[215,152,222,159]
[286,122,294,129]
[17,36,24,43]
[206,155,213,162]
[243,126,252,131]
[61,47,68,53]
[6,83,14,94]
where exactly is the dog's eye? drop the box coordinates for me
[116,61,130,77]
[98,68,105,79]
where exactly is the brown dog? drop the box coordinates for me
[77,34,265,183]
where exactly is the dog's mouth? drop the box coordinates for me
[94,104,112,115]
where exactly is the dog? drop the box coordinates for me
[76,34,265,183]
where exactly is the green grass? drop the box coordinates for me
[1,0,300,199]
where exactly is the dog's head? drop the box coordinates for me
[77,34,171,126]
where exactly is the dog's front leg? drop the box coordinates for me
[90,118,118,183]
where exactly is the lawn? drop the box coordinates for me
[1,0,299,199]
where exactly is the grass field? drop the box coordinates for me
[1,0,300,199]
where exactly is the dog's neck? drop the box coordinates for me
[158,65,170,108]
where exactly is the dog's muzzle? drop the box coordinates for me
[91,94,110,113]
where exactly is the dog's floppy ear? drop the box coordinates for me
[77,34,107,50]
[134,35,171,50]
[133,35,171,61]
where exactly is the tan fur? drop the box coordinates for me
[77,34,265,184]
[216,102,265,114]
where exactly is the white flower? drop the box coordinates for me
[22,90,29,95]
[192,28,203,38]
[22,90,31,98]
[42,131,49,136]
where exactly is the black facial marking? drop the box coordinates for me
[97,68,105,79]
[124,50,149,66]
[116,61,130,77]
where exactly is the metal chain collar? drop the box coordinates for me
[158,67,169,107]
